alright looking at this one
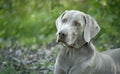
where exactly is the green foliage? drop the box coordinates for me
[0,0,120,49]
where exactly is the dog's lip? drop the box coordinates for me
[68,45,74,48]
[57,38,75,48]
[57,38,65,43]
[67,43,74,48]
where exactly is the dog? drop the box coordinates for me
[54,10,120,74]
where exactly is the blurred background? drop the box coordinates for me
[0,0,120,74]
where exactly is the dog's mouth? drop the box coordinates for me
[67,44,74,48]
[57,37,65,43]
[57,38,75,48]
[57,34,78,48]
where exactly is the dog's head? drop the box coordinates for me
[56,10,100,48]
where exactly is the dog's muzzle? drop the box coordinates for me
[57,31,67,43]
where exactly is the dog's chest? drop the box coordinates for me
[56,47,95,74]
[59,48,79,62]
[57,48,86,73]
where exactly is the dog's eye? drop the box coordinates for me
[74,21,81,26]
[62,19,67,23]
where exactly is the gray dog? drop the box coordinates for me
[54,10,120,74]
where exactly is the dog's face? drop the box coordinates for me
[56,10,100,48]
[56,11,85,48]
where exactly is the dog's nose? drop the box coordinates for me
[58,31,66,38]
[57,31,67,43]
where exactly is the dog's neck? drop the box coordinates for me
[61,42,95,61]
[63,42,92,50]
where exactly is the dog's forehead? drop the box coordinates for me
[62,11,84,21]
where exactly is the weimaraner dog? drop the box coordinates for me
[54,10,120,74]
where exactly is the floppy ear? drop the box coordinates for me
[84,14,100,42]
[56,10,67,30]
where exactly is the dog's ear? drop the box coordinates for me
[55,10,67,30]
[83,14,100,42]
